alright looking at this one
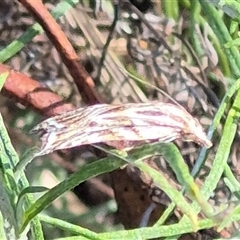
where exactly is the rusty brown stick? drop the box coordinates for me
[18,0,103,104]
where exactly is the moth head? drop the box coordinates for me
[183,117,212,149]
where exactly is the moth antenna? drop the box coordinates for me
[121,68,182,107]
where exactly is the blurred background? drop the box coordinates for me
[0,0,239,238]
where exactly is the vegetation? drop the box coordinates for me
[0,0,240,239]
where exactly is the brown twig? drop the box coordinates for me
[0,64,74,116]
[18,0,103,105]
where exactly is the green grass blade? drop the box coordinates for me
[0,113,43,238]
[0,0,80,63]
[202,88,240,199]
[192,77,240,177]
[38,215,100,240]
[0,113,19,203]
[20,156,125,233]
[217,204,240,231]
[158,144,213,217]
[0,172,17,239]
[0,72,9,91]
[199,1,240,76]
[135,161,198,230]
[97,218,215,239]
[95,143,204,230]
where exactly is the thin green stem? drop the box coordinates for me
[199,0,240,77]
[202,89,240,198]
[163,0,179,20]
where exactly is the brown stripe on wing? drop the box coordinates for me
[32,102,212,156]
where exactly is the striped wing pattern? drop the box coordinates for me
[31,102,212,155]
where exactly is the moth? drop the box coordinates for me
[31,102,212,156]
